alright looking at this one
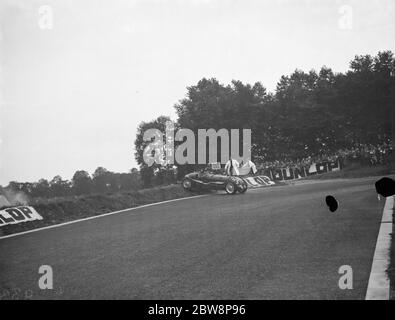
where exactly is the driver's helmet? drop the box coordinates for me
[210,162,221,170]
[209,162,223,174]
[200,165,211,173]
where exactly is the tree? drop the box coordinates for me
[27,179,50,198]
[49,176,71,197]
[174,78,270,163]
[117,171,141,191]
[92,167,111,193]
[72,170,93,195]
[134,116,173,187]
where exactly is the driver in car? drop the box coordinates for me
[198,165,226,180]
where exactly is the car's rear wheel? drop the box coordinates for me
[182,178,192,191]
[225,181,237,195]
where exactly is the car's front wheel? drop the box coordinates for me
[225,181,237,195]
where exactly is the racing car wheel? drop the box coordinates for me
[225,181,237,195]
[238,181,248,193]
[182,178,193,191]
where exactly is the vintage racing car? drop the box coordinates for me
[181,166,248,195]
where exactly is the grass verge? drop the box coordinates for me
[0,184,208,237]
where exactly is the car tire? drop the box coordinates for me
[225,181,237,195]
[239,182,248,193]
[182,178,193,191]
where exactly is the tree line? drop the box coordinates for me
[135,51,395,187]
[0,167,142,199]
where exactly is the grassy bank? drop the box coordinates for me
[0,184,208,237]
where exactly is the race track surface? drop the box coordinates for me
[0,177,387,299]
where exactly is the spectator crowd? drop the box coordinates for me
[256,139,393,172]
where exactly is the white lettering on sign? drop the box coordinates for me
[0,206,43,227]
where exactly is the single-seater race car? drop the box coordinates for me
[181,164,248,195]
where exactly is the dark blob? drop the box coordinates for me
[375,177,395,197]
[325,195,338,212]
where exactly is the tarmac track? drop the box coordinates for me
[0,177,387,299]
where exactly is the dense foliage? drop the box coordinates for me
[135,51,395,186]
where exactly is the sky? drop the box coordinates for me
[0,0,394,185]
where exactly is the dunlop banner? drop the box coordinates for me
[260,160,342,182]
[0,206,43,227]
